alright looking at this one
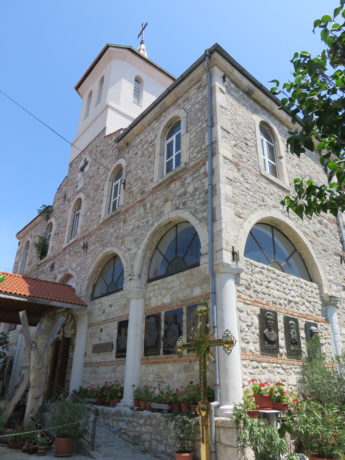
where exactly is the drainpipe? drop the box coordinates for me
[205,49,220,460]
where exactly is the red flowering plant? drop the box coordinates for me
[184,381,200,404]
[268,382,288,403]
[247,379,271,395]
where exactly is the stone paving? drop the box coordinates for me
[0,434,157,460]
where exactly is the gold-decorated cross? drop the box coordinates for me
[176,302,236,460]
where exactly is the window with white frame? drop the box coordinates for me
[109,168,123,213]
[133,77,142,104]
[84,91,92,119]
[164,120,181,175]
[96,76,104,106]
[260,123,278,178]
[70,199,82,240]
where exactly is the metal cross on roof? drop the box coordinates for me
[176,302,236,460]
[137,22,148,43]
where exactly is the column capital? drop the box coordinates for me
[127,287,146,300]
[214,262,245,276]
[72,308,88,318]
[322,294,340,308]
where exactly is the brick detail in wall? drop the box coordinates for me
[237,294,326,323]
[84,354,196,368]
[241,352,304,366]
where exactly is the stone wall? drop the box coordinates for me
[95,406,249,460]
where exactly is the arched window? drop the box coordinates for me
[84,91,92,119]
[96,76,104,106]
[18,241,30,274]
[260,123,277,177]
[133,76,143,104]
[244,223,311,281]
[148,222,200,281]
[92,255,124,299]
[164,120,181,175]
[70,199,82,240]
[109,168,123,213]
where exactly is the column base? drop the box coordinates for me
[217,404,234,417]
[120,397,133,408]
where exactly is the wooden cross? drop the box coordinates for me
[137,22,148,42]
[176,302,236,460]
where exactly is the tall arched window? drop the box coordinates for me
[133,76,143,104]
[244,223,311,281]
[260,123,278,177]
[148,222,200,281]
[109,168,123,213]
[18,241,30,274]
[84,91,92,119]
[70,199,82,240]
[92,255,124,299]
[96,76,104,106]
[164,120,181,175]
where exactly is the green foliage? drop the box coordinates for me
[300,349,345,407]
[232,404,288,460]
[10,423,36,443]
[49,399,86,439]
[284,400,345,458]
[271,2,345,217]
[173,414,195,453]
[34,235,49,260]
[37,204,53,221]
[0,273,5,283]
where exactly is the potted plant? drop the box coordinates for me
[36,436,49,456]
[247,379,272,409]
[284,399,345,459]
[133,385,143,408]
[233,404,288,460]
[269,382,289,411]
[174,414,195,459]
[49,399,87,457]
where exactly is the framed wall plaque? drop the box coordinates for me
[284,316,301,358]
[144,313,161,356]
[116,320,128,358]
[259,309,279,356]
[163,308,182,354]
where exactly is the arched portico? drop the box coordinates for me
[122,212,206,406]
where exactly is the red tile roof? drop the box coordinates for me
[0,272,86,306]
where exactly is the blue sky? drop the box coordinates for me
[0,0,339,273]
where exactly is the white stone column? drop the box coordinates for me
[215,262,244,416]
[323,295,342,356]
[122,287,146,407]
[69,310,88,393]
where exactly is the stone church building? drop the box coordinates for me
[1,41,344,422]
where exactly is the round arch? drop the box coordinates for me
[133,211,207,287]
[86,247,130,300]
[236,209,329,294]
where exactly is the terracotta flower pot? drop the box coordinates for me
[55,437,74,457]
[110,398,120,407]
[139,400,146,410]
[145,401,152,410]
[171,403,179,413]
[175,452,193,459]
[254,393,272,409]
[134,399,140,408]
[247,409,260,418]
[180,403,190,412]
[272,401,288,411]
